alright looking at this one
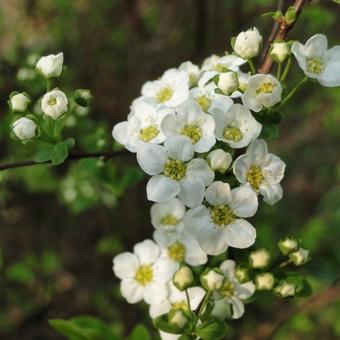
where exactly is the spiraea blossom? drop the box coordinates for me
[41,89,68,119]
[291,34,340,87]
[141,69,189,107]
[178,61,200,87]
[12,117,37,140]
[232,28,263,60]
[212,260,255,319]
[214,103,262,148]
[161,100,216,153]
[113,239,176,305]
[233,139,286,205]
[137,135,214,207]
[184,181,258,255]
[36,52,64,79]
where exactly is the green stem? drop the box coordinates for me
[276,63,282,80]
[195,291,211,323]
[279,76,308,108]
[46,79,52,92]
[185,289,192,312]
[247,59,257,74]
[278,259,293,268]
[280,57,292,82]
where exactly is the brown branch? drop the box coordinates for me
[259,0,311,74]
[0,149,131,171]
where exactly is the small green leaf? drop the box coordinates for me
[6,262,35,284]
[51,142,69,165]
[49,319,91,340]
[34,148,53,163]
[260,123,279,140]
[129,324,151,340]
[195,319,228,340]
[153,315,183,335]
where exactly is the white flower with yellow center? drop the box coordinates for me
[41,89,68,119]
[198,54,246,88]
[179,61,200,87]
[161,100,216,153]
[242,74,282,112]
[212,260,255,319]
[214,103,262,149]
[137,135,214,207]
[113,239,177,305]
[233,139,286,205]
[184,181,258,255]
[112,100,173,152]
[141,69,189,108]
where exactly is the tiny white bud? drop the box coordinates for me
[207,149,232,173]
[12,117,37,140]
[36,52,64,79]
[200,268,224,291]
[289,247,310,266]
[270,41,291,63]
[173,266,194,291]
[249,249,270,269]
[168,309,188,329]
[235,267,249,283]
[255,273,275,290]
[41,89,68,119]
[278,237,299,255]
[274,280,296,298]
[9,92,31,113]
[233,27,262,60]
[217,72,239,95]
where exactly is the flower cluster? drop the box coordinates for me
[111,28,336,339]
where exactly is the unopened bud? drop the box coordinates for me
[270,41,290,63]
[168,309,189,329]
[235,266,249,283]
[249,249,270,269]
[207,149,232,173]
[9,92,31,113]
[216,72,239,95]
[289,247,310,266]
[173,266,194,291]
[274,280,296,297]
[200,268,224,291]
[278,237,299,255]
[255,273,275,290]
[74,89,93,107]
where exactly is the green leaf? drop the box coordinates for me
[286,275,313,297]
[51,142,69,165]
[178,335,195,340]
[49,319,91,340]
[195,319,228,340]
[260,123,279,140]
[34,148,53,163]
[129,324,151,340]
[6,262,35,284]
[153,315,183,335]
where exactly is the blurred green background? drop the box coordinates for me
[0,0,339,339]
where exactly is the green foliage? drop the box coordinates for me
[195,319,228,340]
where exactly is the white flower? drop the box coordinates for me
[270,41,290,63]
[36,52,64,78]
[242,74,282,112]
[275,280,296,298]
[161,100,216,153]
[12,117,37,140]
[179,61,200,87]
[233,28,262,60]
[249,249,270,268]
[207,149,232,173]
[9,92,31,112]
[151,198,186,233]
[255,273,275,290]
[112,100,173,152]
[137,135,214,207]
[189,83,233,114]
[216,72,239,95]
[214,103,262,149]
[141,69,189,107]
[212,260,255,319]
[199,54,246,87]
[154,225,208,266]
[233,139,285,205]
[184,181,258,255]
[41,89,68,119]
[149,282,205,318]
[113,239,177,305]
[291,34,340,87]
[289,247,310,266]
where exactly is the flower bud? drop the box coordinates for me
[9,92,31,113]
[284,6,297,25]
[36,52,64,79]
[274,280,296,298]
[12,117,37,140]
[41,89,68,119]
[207,149,232,173]
[249,249,270,269]
[289,247,310,266]
[168,309,189,329]
[232,27,262,59]
[278,237,299,255]
[200,268,224,291]
[270,41,290,63]
[255,273,274,290]
[173,266,194,291]
[74,89,93,107]
[216,72,239,95]
[235,266,249,283]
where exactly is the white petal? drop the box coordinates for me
[230,297,245,319]
[246,139,268,164]
[112,121,130,146]
[137,144,167,175]
[120,279,144,304]
[303,34,328,57]
[186,158,215,186]
[183,206,212,236]
[225,219,256,249]
[205,181,232,206]
[198,71,218,87]
[153,258,177,282]
[235,281,255,299]
[291,42,307,72]
[144,282,169,305]
[182,233,208,266]
[187,287,206,310]
[113,252,139,279]
[259,182,283,205]
[149,300,172,318]
[233,155,251,184]
[159,331,180,340]
[161,114,184,136]
[262,154,285,183]
[164,135,194,162]
[242,90,262,112]
[319,46,340,87]
[194,134,216,153]
[230,187,258,218]
[147,175,180,203]
[219,259,236,280]
[178,177,205,208]
[197,227,229,256]
[134,239,160,264]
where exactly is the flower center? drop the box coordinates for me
[214,64,228,73]
[196,95,211,111]
[257,81,276,94]
[172,300,188,311]
[163,159,186,181]
[223,126,243,142]
[209,205,235,226]
[306,57,325,75]
[135,265,153,286]
[220,280,234,298]
[247,164,264,190]
[48,97,57,106]
[239,82,248,92]
[156,87,174,103]
[161,214,180,226]
[181,124,202,143]
[139,125,159,142]
[168,242,186,262]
